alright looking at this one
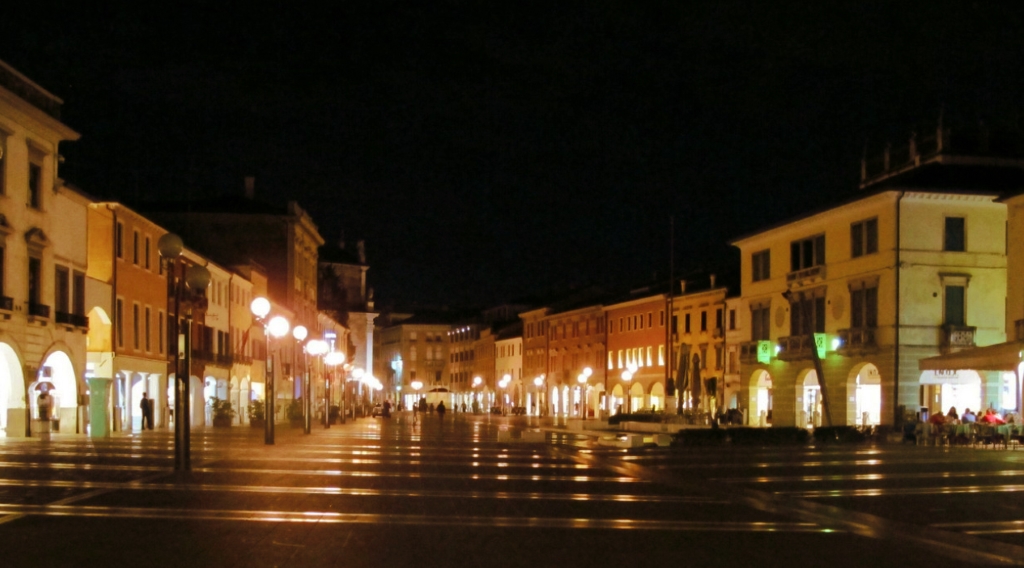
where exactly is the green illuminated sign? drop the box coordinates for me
[814,333,827,359]
[757,340,772,364]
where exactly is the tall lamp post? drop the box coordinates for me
[324,350,345,426]
[158,234,210,472]
[305,339,329,432]
[251,297,290,445]
[533,376,545,416]
[621,366,635,415]
[499,374,511,415]
[292,325,310,434]
[578,367,593,419]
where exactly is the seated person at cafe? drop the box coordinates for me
[946,407,959,423]
[961,408,977,423]
[980,408,1006,424]
[928,410,947,426]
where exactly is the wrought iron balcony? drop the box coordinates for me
[837,327,877,356]
[0,296,13,311]
[28,302,50,318]
[55,311,89,327]
[776,335,815,361]
[941,325,976,354]
[192,349,215,363]
[423,359,446,369]
[739,341,761,365]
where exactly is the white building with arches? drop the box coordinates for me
[0,60,88,437]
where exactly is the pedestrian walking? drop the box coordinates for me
[437,401,446,420]
[140,392,153,430]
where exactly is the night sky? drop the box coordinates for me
[3,3,1024,308]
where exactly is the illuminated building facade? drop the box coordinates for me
[734,127,1015,427]
[0,59,86,437]
[605,294,666,414]
[670,279,729,415]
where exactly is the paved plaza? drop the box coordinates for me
[2,414,1024,567]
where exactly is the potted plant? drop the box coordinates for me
[287,398,304,427]
[209,397,235,427]
[248,399,266,428]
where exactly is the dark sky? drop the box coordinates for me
[4,3,1024,308]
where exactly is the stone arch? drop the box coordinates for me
[748,369,772,427]
[848,362,882,426]
[34,349,80,433]
[0,341,26,437]
[629,382,644,412]
[650,382,665,412]
[795,368,819,428]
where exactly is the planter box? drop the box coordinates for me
[212,416,233,428]
[249,419,265,429]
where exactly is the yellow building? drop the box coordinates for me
[733,138,1013,427]
[0,59,85,437]
[670,278,729,415]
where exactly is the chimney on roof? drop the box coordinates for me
[679,279,687,294]
[710,274,717,288]
[244,176,255,199]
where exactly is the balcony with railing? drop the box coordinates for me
[941,325,976,354]
[837,327,877,356]
[786,265,826,284]
[739,341,761,365]
[0,296,13,311]
[28,302,50,319]
[776,335,815,361]
[423,359,446,369]
[55,311,89,328]
[1016,319,1024,342]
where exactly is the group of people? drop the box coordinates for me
[410,398,476,421]
[929,406,1015,426]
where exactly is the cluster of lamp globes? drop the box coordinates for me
[249,296,381,390]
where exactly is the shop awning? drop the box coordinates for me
[918,341,1024,372]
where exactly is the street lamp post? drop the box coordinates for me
[251,297,289,445]
[499,374,511,415]
[158,234,210,472]
[578,367,593,419]
[533,376,544,416]
[292,325,310,434]
[324,350,345,426]
[303,337,330,434]
[621,365,635,415]
[352,368,364,418]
